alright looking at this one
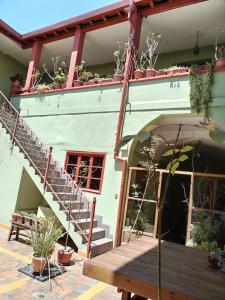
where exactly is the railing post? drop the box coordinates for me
[12,108,21,142]
[43,146,53,192]
[87,197,96,258]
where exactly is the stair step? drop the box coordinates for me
[34,160,56,170]
[72,218,97,231]
[19,141,42,152]
[44,176,66,185]
[53,192,79,202]
[57,200,84,210]
[79,227,105,243]
[64,208,90,220]
[47,184,72,193]
[87,238,113,258]
[38,168,61,178]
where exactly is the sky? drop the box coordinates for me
[0,0,119,34]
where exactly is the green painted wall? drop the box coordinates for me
[0,52,26,98]
[11,75,191,238]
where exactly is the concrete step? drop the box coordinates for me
[88,238,113,258]
[18,136,38,145]
[53,192,79,202]
[57,200,84,210]
[25,152,47,162]
[65,208,90,220]
[72,218,98,231]
[37,168,61,178]
[79,227,105,243]
[33,160,56,170]
[19,141,42,152]
[26,148,47,160]
[47,184,72,193]
[44,176,66,185]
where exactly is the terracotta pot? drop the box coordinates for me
[54,83,61,89]
[215,58,225,68]
[146,69,155,77]
[32,256,47,273]
[155,71,167,76]
[113,74,123,82]
[73,80,82,87]
[134,70,145,79]
[99,79,112,84]
[16,214,24,224]
[172,69,179,74]
[12,213,19,222]
[178,68,188,74]
[57,248,73,266]
[60,83,66,89]
[88,79,97,85]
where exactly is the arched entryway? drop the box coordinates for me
[122,115,225,248]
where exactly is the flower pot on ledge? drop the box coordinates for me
[113,74,123,82]
[134,70,145,79]
[73,80,82,87]
[58,247,74,266]
[146,69,156,78]
[215,58,225,68]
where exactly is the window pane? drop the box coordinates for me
[78,176,87,188]
[80,156,90,166]
[79,165,89,177]
[92,167,102,179]
[93,156,103,167]
[68,154,78,165]
[125,200,156,233]
[90,179,100,190]
[66,165,76,176]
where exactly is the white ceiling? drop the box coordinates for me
[1,0,225,68]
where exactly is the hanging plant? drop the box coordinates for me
[189,63,214,123]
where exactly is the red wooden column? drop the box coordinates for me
[66,28,85,88]
[24,41,43,90]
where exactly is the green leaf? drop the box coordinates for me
[179,154,189,162]
[209,128,225,144]
[171,161,180,175]
[162,149,180,157]
[166,159,178,170]
[180,145,193,153]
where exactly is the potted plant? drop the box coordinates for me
[113,41,128,81]
[215,29,225,68]
[57,202,74,265]
[80,71,94,85]
[30,69,43,93]
[133,51,145,79]
[43,57,68,89]
[29,217,63,273]
[74,61,85,87]
[12,211,23,223]
[88,73,100,85]
[143,32,161,77]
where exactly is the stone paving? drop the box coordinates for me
[0,226,120,300]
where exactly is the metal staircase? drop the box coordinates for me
[0,90,113,257]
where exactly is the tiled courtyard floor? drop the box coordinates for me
[0,225,120,300]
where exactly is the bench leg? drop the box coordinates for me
[15,227,20,240]
[121,291,131,300]
[7,225,14,241]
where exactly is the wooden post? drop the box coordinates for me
[12,108,21,142]
[87,197,96,257]
[43,146,53,192]
[66,28,85,88]
[24,41,43,91]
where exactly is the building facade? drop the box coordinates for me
[0,0,225,256]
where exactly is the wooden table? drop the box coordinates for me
[83,237,225,300]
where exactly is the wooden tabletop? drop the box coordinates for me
[83,237,225,300]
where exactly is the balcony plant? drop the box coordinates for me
[74,61,86,87]
[215,29,225,68]
[29,217,63,273]
[113,41,128,81]
[79,71,94,85]
[43,57,68,89]
[143,32,161,78]
[30,69,43,93]
[133,51,146,79]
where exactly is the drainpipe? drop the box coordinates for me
[114,1,142,247]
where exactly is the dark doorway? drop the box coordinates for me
[161,174,191,244]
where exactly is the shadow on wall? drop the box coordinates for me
[15,168,46,213]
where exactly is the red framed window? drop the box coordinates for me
[65,151,106,193]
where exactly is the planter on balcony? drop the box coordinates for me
[73,80,82,87]
[155,70,167,76]
[146,69,156,77]
[134,70,145,79]
[215,58,225,68]
[113,74,123,82]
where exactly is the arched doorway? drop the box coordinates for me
[122,115,225,248]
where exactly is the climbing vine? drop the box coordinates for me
[189,63,214,123]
